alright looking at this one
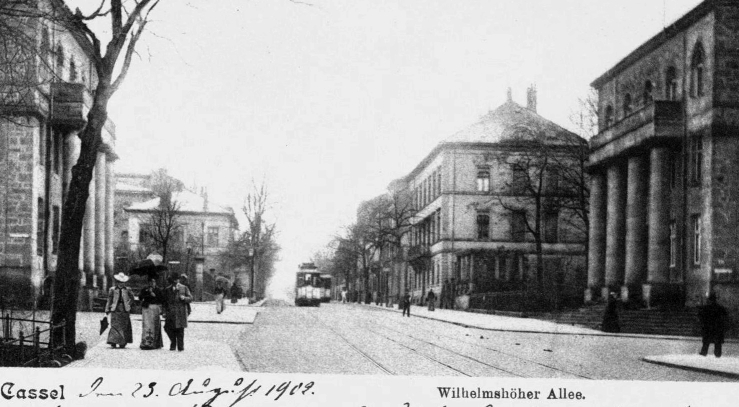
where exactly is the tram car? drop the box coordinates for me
[295,263,322,306]
[319,274,332,303]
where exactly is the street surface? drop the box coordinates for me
[230,301,736,381]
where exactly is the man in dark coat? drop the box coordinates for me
[402,292,411,317]
[163,274,193,351]
[699,292,728,357]
[601,292,621,333]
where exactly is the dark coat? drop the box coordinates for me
[163,283,192,329]
[699,302,728,343]
[427,290,436,301]
[601,297,620,333]
[139,286,164,308]
[402,294,411,307]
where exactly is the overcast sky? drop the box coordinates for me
[73,0,704,297]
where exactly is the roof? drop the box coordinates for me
[406,100,583,179]
[125,189,234,216]
[115,182,152,194]
[591,0,725,88]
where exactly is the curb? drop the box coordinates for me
[641,357,739,379]
[358,303,710,342]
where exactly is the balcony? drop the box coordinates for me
[589,100,682,167]
[407,245,431,261]
[50,82,91,130]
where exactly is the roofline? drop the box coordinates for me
[124,209,236,218]
[591,0,722,88]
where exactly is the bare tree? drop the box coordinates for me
[142,176,183,264]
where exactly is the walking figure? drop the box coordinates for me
[601,292,621,333]
[402,292,411,317]
[427,289,436,311]
[699,292,727,357]
[341,288,347,304]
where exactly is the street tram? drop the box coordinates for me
[319,274,332,303]
[295,263,322,306]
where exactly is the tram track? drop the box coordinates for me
[368,316,595,379]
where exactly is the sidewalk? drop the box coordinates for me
[67,303,257,371]
[642,354,739,379]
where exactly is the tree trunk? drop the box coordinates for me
[52,85,110,358]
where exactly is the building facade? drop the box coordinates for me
[401,89,588,310]
[587,0,739,319]
[0,0,117,307]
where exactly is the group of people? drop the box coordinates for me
[104,271,192,352]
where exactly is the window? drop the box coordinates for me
[604,105,614,127]
[38,125,46,165]
[476,169,490,192]
[52,206,60,254]
[512,165,527,193]
[437,170,442,196]
[691,42,705,97]
[666,66,678,101]
[138,228,149,244]
[643,80,654,105]
[692,215,701,266]
[69,57,77,82]
[623,93,633,116]
[545,169,559,194]
[51,128,61,175]
[689,137,702,185]
[511,210,527,242]
[669,221,677,268]
[435,209,441,240]
[37,198,45,256]
[207,226,219,247]
[476,212,490,240]
[669,152,678,189]
[55,44,64,72]
[544,211,558,243]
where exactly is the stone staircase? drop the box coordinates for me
[531,305,701,337]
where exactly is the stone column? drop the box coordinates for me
[95,152,106,291]
[624,155,648,301]
[105,156,115,291]
[84,172,96,287]
[605,163,626,297]
[586,172,607,300]
[647,148,671,285]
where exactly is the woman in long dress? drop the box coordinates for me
[214,283,226,314]
[139,276,164,350]
[105,272,134,348]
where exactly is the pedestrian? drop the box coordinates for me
[163,273,193,351]
[341,288,347,304]
[214,282,226,314]
[179,274,192,316]
[440,280,448,309]
[139,275,164,350]
[427,289,436,311]
[402,292,411,317]
[699,292,728,357]
[230,281,241,304]
[601,291,621,333]
[105,272,134,349]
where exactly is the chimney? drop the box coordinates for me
[526,84,537,112]
[506,87,513,102]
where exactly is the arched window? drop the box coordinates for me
[55,44,64,77]
[643,80,654,105]
[604,105,614,127]
[666,66,678,100]
[69,57,77,82]
[623,93,633,116]
[691,42,705,97]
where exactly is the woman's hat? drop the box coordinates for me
[113,272,130,283]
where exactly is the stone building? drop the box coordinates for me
[401,89,588,310]
[0,0,117,307]
[116,178,239,299]
[587,0,739,317]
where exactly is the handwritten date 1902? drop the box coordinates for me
[79,376,315,406]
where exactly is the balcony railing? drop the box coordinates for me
[589,100,682,167]
[50,82,91,130]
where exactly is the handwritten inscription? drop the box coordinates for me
[77,376,315,406]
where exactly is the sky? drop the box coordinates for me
[72,0,704,298]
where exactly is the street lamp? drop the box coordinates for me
[248,248,255,299]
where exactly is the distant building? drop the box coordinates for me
[114,171,239,298]
[0,0,117,307]
[401,88,588,310]
[587,0,739,319]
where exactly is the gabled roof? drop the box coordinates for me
[125,189,234,216]
[406,101,583,180]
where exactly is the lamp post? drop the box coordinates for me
[248,247,255,299]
